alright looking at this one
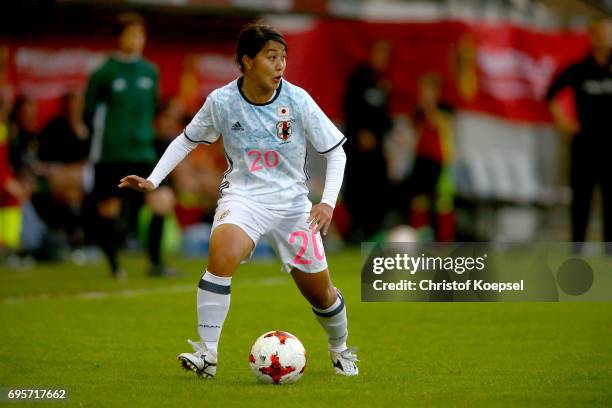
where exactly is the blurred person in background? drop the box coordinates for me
[0,121,25,254]
[32,91,89,251]
[546,18,612,254]
[0,74,27,258]
[0,46,30,262]
[155,99,185,166]
[177,55,202,117]
[7,95,46,262]
[8,96,38,190]
[83,12,175,279]
[404,72,455,241]
[342,40,393,242]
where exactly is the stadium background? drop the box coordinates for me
[1,1,611,406]
[2,0,609,245]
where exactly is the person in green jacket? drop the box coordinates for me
[84,12,175,279]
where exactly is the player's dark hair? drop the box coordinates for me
[112,12,146,37]
[236,23,287,72]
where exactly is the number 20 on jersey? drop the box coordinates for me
[248,149,280,172]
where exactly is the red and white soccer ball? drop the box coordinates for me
[249,330,307,384]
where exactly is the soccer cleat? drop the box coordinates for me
[329,347,359,376]
[178,339,217,378]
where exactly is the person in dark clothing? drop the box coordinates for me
[33,91,89,249]
[6,96,40,260]
[343,40,393,241]
[545,18,612,253]
[83,12,175,278]
[8,96,38,188]
[405,73,455,241]
[38,92,89,163]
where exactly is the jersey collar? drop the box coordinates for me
[237,76,282,106]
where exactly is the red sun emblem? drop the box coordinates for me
[259,354,296,384]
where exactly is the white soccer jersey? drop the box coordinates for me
[184,78,346,209]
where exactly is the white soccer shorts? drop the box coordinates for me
[211,195,328,273]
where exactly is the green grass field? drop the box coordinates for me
[1,250,611,407]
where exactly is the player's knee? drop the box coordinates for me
[97,198,121,219]
[206,255,240,277]
[210,225,253,262]
[308,286,337,310]
[207,247,242,277]
[210,234,245,261]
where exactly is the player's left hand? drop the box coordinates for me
[308,203,334,236]
[118,175,155,192]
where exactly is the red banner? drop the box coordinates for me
[2,19,589,127]
[281,19,588,123]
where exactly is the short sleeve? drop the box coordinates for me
[184,94,222,144]
[302,92,346,154]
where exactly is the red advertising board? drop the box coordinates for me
[1,19,589,127]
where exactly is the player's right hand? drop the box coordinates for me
[118,175,155,192]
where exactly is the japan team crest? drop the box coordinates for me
[276,120,293,141]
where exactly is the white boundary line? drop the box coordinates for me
[1,277,288,304]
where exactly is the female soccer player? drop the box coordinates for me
[119,23,358,377]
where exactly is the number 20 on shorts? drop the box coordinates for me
[289,230,325,265]
[248,149,280,172]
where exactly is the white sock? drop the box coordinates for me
[197,270,231,359]
[312,289,348,352]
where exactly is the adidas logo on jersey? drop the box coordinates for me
[231,122,244,131]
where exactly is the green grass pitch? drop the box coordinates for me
[1,250,611,407]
